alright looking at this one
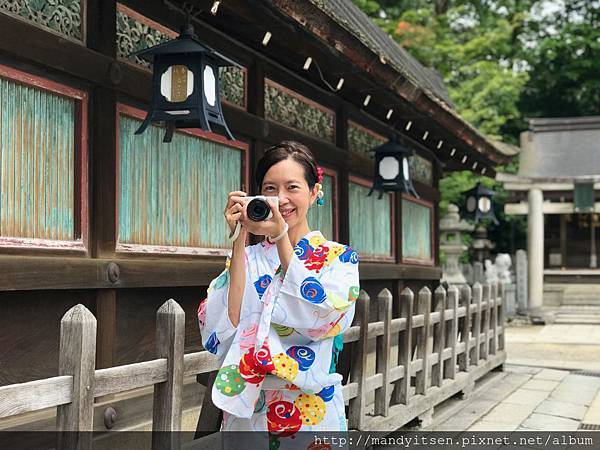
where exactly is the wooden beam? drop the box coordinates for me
[0,255,442,292]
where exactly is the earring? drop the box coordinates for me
[315,183,325,206]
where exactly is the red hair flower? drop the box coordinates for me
[316,166,324,184]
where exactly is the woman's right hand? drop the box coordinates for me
[224,191,248,234]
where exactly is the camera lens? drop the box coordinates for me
[247,198,270,221]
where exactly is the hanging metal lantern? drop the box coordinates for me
[463,182,499,224]
[367,138,419,199]
[132,23,238,143]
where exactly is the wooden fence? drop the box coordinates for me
[0,282,506,448]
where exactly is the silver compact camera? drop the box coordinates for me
[242,196,279,221]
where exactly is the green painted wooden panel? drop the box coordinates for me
[0,77,75,240]
[348,181,392,256]
[118,116,242,249]
[402,198,432,262]
[307,174,334,240]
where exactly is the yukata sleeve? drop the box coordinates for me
[271,242,360,341]
[197,250,244,360]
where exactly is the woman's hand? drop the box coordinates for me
[224,191,249,236]
[241,198,287,239]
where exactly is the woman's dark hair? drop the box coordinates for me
[254,141,319,193]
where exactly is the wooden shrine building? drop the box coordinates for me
[0,0,512,430]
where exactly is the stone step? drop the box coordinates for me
[562,294,600,305]
[554,316,600,324]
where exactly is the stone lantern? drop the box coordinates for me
[440,204,474,285]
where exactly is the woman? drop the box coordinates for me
[197,141,360,444]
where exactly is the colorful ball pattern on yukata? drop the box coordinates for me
[205,331,220,354]
[300,277,326,304]
[267,400,303,436]
[294,238,313,260]
[308,235,326,248]
[254,274,272,300]
[272,323,294,337]
[286,346,315,371]
[339,246,359,264]
[348,285,360,303]
[271,353,299,381]
[324,244,346,267]
[215,364,245,396]
[239,345,274,384]
[317,385,335,402]
[304,244,329,272]
[295,393,326,426]
[327,290,349,310]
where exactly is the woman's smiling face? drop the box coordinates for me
[260,157,318,229]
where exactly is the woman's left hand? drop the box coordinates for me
[240,198,287,238]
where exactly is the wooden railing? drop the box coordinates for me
[0,282,506,448]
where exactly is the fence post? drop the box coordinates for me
[444,286,459,380]
[481,284,491,360]
[56,304,97,450]
[458,285,471,372]
[348,290,370,430]
[152,299,185,450]
[431,285,446,387]
[415,287,431,395]
[395,287,413,405]
[471,283,482,366]
[374,289,393,416]
[498,282,506,350]
[490,281,499,355]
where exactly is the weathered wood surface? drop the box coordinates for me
[415,287,431,395]
[0,376,72,418]
[152,299,185,450]
[396,287,414,405]
[374,289,392,416]
[347,289,370,430]
[56,305,96,450]
[444,286,459,380]
[431,286,446,387]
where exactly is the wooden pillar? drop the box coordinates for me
[87,1,118,410]
[96,290,117,370]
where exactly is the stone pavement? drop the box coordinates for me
[428,323,600,432]
[504,323,600,371]
[431,365,600,432]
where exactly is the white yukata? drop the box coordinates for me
[197,230,359,446]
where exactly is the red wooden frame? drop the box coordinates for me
[348,174,396,263]
[0,63,89,253]
[115,103,250,256]
[400,193,435,266]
